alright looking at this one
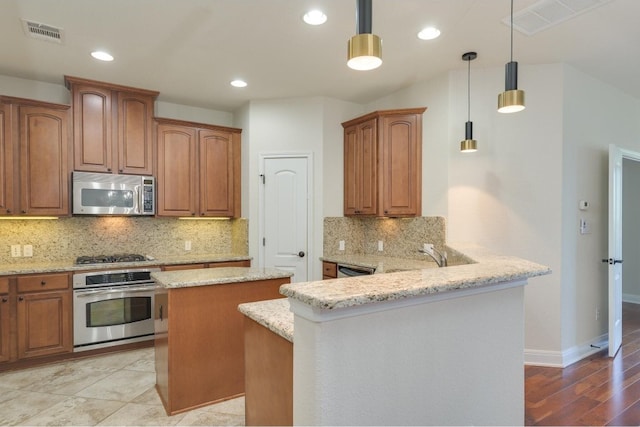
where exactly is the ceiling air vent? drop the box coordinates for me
[21,19,64,44]
[503,0,613,36]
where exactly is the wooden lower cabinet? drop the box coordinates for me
[155,277,288,415]
[322,261,337,279]
[244,317,293,426]
[16,273,72,359]
[0,273,72,365]
[0,278,10,362]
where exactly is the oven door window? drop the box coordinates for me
[81,188,134,208]
[85,296,151,327]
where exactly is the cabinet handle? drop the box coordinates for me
[107,168,112,172]
[41,280,47,286]
[1,297,7,303]
[191,212,195,216]
[159,305,163,321]
[200,212,205,216]
[21,210,26,214]
[18,296,24,302]
[119,169,123,173]
[6,209,10,214]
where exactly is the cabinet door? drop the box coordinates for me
[17,290,72,359]
[71,85,113,172]
[0,278,10,363]
[19,106,70,216]
[117,92,154,175]
[0,102,14,215]
[199,129,238,217]
[343,120,377,216]
[156,124,198,216]
[380,114,421,217]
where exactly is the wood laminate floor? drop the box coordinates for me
[525,302,640,426]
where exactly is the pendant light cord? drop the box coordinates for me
[510,0,514,62]
[467,58,471,122]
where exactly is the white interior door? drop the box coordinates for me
[260,155,310,283]
[608,144,624,357]
[609,145,640,357]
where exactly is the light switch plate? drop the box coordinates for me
[23,245,33,257]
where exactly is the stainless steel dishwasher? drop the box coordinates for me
[337,264,376,277]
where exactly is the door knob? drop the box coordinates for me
[298,251,305,258]
[602,258,624,265]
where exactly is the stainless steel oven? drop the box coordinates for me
[72,267,160,352]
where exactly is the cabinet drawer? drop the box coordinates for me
[322,262,337,278]
[17,273,69,293]
[0,277,8,294]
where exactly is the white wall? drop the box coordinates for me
[240,96,360,280]
[156,100,233,127]
[0,74,70,104]
[563,65,640,354]
[623,158,640,302]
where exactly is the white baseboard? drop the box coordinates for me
[525,334,608,367]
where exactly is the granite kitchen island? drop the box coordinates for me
[151,267,292,415]
[242,243,550,426]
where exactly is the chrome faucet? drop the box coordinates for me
[418,245,448,267]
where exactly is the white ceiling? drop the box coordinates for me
[0,0,638,112]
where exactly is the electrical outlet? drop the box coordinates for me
[184,240,192,251]
[23,245,33,257]
[339,240,345,251]
[11,245,21,257]
[596,307,600,320]
[378,240,384,251]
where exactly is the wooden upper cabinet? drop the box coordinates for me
[19,105,70,216]
[156,122,198,217]
[380,113,422,217]
[0,102,13,215]
[156,118,241,218]
[344,118,377,216]
[0,97,70,217]
[342,108,425,217]
[199,129,240,217]
[65,76,158,175]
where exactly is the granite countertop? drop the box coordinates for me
[238,298,293,342]
[281,243,551,310]
[0,253,251,276]
[152,267,293,289]
[321,254,440,273]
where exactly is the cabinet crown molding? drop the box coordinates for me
[64,76,159,98]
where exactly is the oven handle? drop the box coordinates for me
[74,286,158,297]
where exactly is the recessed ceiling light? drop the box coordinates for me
[91,51,114,61]
[230,79,247,88]
[303,9,327,25]
[417,27,441,40]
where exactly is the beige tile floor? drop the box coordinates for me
[0,348,245,426]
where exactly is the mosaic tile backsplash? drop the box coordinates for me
[0,217,248,265]
[323,216,446,259]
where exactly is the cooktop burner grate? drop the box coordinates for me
[75,254,146,264]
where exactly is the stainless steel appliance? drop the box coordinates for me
[337,264,376,277]
[72,171,155,216]
[72,260,159,352]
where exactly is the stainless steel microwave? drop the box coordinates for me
[72,171,155,216]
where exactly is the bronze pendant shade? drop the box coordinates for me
[347,0,382,71]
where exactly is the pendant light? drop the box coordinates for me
[497,0,525,113]
[347,0,382,71]
[461,52,478,153]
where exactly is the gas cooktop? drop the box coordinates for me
[75,254,146,265]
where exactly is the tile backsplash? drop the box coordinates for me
[323,216,446,259]
[0,217,248,265]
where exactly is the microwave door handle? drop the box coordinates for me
[136,185,143,215]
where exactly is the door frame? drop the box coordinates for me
[257,152,314,280]
[608,145,640,356]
